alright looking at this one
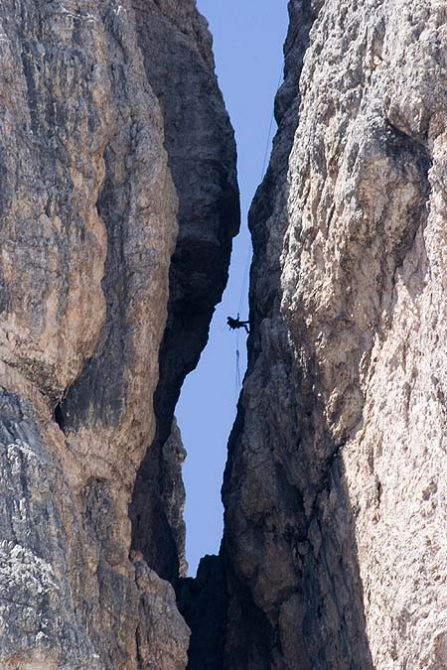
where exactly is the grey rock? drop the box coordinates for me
[0,0,180,663]
[220,1,447,669]
[2,0,445,667]
[0,0,237,667]
[134,554,190,670]
[0,391,103,669]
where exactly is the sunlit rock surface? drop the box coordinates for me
[0,0,236,667]
[218,1,447,669]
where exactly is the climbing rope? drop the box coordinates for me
[232,63,285,400]
[260,63,285,180]
[237,62,284,318]
[235,331,242,403]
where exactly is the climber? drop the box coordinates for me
[227,316,250,334]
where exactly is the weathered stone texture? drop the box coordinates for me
[0,0,237,667]
[134,554,190,670]
[221,1,447,669]
[0,0,183,664]
[2,0,446,667]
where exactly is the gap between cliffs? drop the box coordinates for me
[129,2,288,669]
[128,1,240,584]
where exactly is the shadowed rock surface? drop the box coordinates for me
[129,0,240,583]
[177,555,228,670]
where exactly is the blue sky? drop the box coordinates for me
[176,0,289,576]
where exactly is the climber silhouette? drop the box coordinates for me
[227,316,250,334]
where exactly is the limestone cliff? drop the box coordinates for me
[218,1,447,669]
[0,1,237,668]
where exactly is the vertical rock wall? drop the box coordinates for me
[220,1,447,669]
[0,1,237,668]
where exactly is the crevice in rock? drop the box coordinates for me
[128,2,240,586]
[1,0,445,668]
[172,5,313,667]
[176,556,228,670]
[53,403,66,433]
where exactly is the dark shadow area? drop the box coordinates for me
[176,555,228,670]
[53,402,66,433]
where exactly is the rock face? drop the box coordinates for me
[219,1,447,669]
[0,1,237,668]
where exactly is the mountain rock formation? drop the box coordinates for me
[215,1,447,669]
[0,1,237,668]
[1,0,446,669]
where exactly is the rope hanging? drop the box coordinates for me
[235,334,242,403]
[236,66,284,320]
[231,64,285,400]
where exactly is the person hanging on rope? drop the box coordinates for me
[227,315,250,334]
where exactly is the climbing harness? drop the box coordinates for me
[227,315,250,334]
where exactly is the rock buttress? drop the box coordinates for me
[0,0,237,667]
[218,1,447,669]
